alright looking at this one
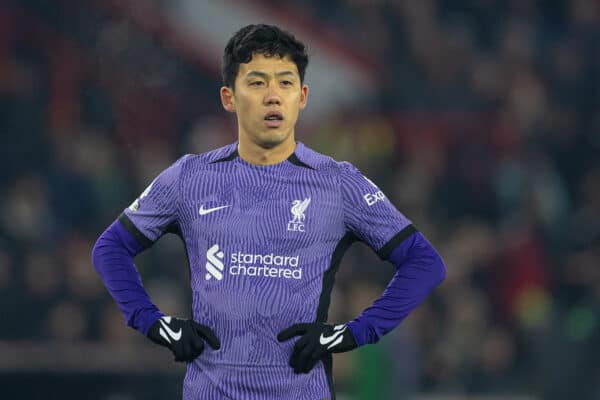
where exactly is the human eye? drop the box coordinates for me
[249,81,265,87]
[281,80,294,87]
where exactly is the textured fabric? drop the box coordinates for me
[91,219,163,335]
[118,141,413,399]
[147,316,221,362]
[346,232,446,346]
[277,323,358,373]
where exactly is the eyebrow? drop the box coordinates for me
[245,70,297,79]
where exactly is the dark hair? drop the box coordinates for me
[222,24,309,88]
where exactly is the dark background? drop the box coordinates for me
[1,0,599,399]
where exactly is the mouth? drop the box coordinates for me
[264,111,283,128]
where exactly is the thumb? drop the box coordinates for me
[193,322,221,350]
[277,323,310,342]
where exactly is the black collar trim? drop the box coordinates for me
[287,153,315,169]
[210,148,314,169]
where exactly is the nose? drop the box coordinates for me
[264,85,281,106]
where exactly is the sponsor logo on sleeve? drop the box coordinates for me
[361,175,386,206]
[363,190,386,206]
[128,180,155,212]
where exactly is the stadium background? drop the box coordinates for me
[1,0,599,399]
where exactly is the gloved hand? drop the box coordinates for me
[277,323,357,374]
[147,316,220,362]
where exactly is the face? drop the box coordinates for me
[221,53,308,149]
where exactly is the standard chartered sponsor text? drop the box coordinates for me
[229,251,302,279]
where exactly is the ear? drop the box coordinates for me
[220,86,236,113]
[299,84,309,110]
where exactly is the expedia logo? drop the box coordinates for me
[362,175,386,206]
[205,244,225,280]
[204,244,302,281]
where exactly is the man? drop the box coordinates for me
[92,24,446,400]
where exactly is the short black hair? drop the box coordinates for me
[222,24,309,89]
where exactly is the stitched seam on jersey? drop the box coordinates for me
[337,163,344,231]
[118,212,153,248]
[175,154,191,225]
[287,153,315,169]
[337,163,350,235]
[376,224,418,260]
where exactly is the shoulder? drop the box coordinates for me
[174,143,238,172]
[294,142,359,177]
[197,142,239,163]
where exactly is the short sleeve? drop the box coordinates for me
[339,162,416,259]
[120,155,190,245]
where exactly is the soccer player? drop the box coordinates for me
[92,24,446,400]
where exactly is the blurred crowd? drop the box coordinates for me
[1,0,599,399]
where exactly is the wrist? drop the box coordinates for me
[346,318,370,347]
[137,309,165,336]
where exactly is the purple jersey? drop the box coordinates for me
[121,142,412,399]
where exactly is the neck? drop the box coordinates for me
[237,136,296,166]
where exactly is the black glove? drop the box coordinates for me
[147,316,220,362]
[277,323,357,374]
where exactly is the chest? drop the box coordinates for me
[179,170,344,244]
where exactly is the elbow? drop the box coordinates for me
[91,236,104,273]
[91,219,144,276]
[91,232,110,275]
[419,234,446,288]
[91,223,122,274]
[432,252,446,287]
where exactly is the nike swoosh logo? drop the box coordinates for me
[199,204,231,215]
[319,326,347,346]
[158,318,182,342]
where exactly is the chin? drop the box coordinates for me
[256,132,290,149]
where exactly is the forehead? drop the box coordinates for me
[237,53,299,78]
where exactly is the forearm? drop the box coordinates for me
[91,219,163,335]
[347,232,446,346]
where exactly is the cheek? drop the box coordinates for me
[236,98,256,117]
[291,94,303,112]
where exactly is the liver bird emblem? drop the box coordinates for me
[290,198,311,223]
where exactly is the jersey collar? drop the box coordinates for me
[211,142,315,170]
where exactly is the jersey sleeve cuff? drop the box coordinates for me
[376,224,418,260]
[346,318,371,347]
[118,213,155,249]
[137,309,165,336]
